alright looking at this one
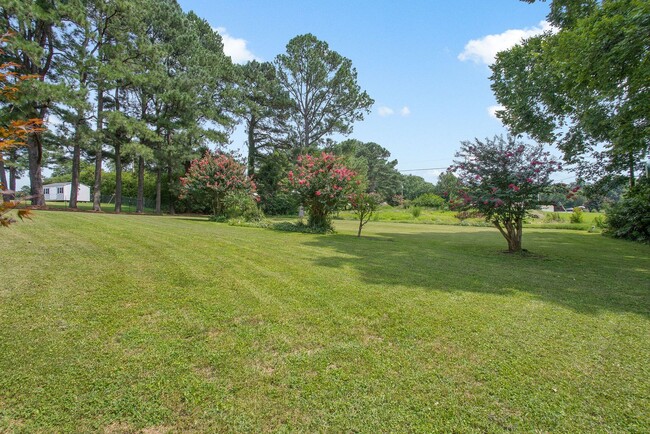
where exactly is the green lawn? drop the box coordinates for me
[2,212,649,432]
[45,201,156,214]
[336,206,605,231]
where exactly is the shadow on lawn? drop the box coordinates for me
[304,229,650,318]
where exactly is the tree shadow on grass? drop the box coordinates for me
[304,229,650,318]
[174,217,212,223]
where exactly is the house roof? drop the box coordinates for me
[43,182,90,188]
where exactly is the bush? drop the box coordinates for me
[271,221,333,234]
[605,177,650,243]
[260,192,300,216]
[570,208,584,223]
[454,210,482,221]
[224,193,264,222]
[208,215,229,223]
[180,151,256,217]
[411,206,422,218]
[412,193,445,209]
[544,212,563,223]
[593,215,606,229]
[349,191,381,237]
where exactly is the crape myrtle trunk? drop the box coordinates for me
[493,218,523,253]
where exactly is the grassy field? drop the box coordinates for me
[335,206,605,231]
[45,201,156,214]
[1,212,648,432]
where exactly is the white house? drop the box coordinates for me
[43,182,91,202]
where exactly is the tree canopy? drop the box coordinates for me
[275,34,374,151]
[451,136,562,252]
[329,139,401,202]
[491,0,649,186]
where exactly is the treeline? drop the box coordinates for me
[1,0,403,214]
[2,0,235,212]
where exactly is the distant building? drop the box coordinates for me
[541,204,566,212]
[43,182,91,202]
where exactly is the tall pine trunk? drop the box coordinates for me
[8,151,17,200]
[69,112,82,208]
[114,88,123,213]
[70,41,89,209]
[136,155,144,213]
[28,134,45,206]
[167,163,175,215]
[92,86,104,211]
[155,166,162,214]
[0,159,9,202]
[114,141,122,213]
[247,115,256,176]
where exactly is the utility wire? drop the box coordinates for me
[399,167,448,172]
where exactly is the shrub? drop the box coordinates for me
[454,210,482,221]
[349,192,381,237]
[570,208,584,223]
[411,206,422,218]
[260,192,299,216]
[224,193,264,222]
[412,193,445,208]
[271,221,333,234]
[544,212,563,223]
[180,151,256,217]
[605,177,650,243]
[593,215,606,229]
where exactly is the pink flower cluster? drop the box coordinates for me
[287,152,358,215]
[179,151,256,200]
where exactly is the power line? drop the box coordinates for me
[399,167,448,172]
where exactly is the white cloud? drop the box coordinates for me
[377,106,394,117]
[215,27,258,64]
[400,106,411,117]
[458,21,553,65]
[488,104,505,119]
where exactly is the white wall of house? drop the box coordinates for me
[43,183,91,202]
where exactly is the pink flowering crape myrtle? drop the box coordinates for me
[286,152,358,229]
[180,151,256,216]
[450,135,561,253]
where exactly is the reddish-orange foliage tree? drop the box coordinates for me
[1,32,44,226]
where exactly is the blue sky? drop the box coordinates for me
[181,0,554,183]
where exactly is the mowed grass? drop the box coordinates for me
[1,212,649,432]
[335,206,605,231]
[45,201,156,214]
